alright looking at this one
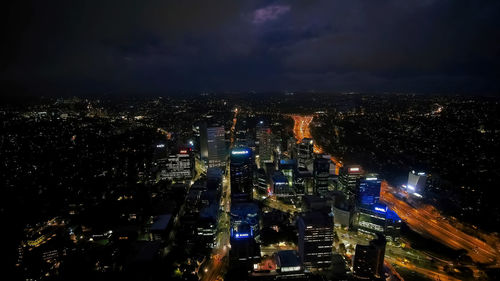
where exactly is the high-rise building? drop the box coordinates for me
[196,217,216,248]
[406,170,427,198]
[272,171,292,197]
[272,132,283,170]
[230,224,260,270]
[358,174,381,206]
[297,212,334,270]
[296,138,314,169]
[230,203,261,269]
[256,121,273,163]
[352,234,386,279]
[200,123,226,169]
[207,167,223,191]
[159,148,194,181]
[230,202,260,238]
[332,192,355,228]
[313,157,330,195]
[286,137,297,158]
[278,159,297,189]
[230,147,254,202]
[199,122,209,161]
[275,250,305,276]
[338,165,363,202]
[235,120,249,145]
[294,167,312,195]
[255,168,268,193]
[357,203,401,241]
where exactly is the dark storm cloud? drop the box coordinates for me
[1,0,499,95]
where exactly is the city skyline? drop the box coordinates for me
[3,94,499,280]
[2,1,500,281]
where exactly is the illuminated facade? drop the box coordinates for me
[201,124,226,169]
[294,168,312,195]
[296,138,314,168]
[313,157,330,195]
[230,202,260,239]
[297,212,334,270]
[332,203,354,228]
[230,147,254,202]
[358,174,381,205]
[278,159,297,188]
[357,203,401,241]
[197,218,216,248]
[272,171,292,197]
[407,170,427,197]
[160,148,194,180]
[338,165,363,202]
[255,168,268,193]
[256,121,273,163]
[230,203,261,268]
[275,250,304,274]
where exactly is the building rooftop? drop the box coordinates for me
[300,211,332,227]
[272,171,288,183]
[231,202,259,213]
[276,250,301,268]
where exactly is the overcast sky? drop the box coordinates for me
[2,0,500,96]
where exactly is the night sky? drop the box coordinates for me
[2,0,500,95]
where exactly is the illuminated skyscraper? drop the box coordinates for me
[296,138,314,169]
[313,157,330,195]
[200,122,226,169]
[358,174,381,206]
[230,147,254,202]
[199,122,209,161]
[297,212,334,270]
[338,165,363,202]
[357,203,401,241]
[255,168,268,193]
[272,171,292,197]
[407,170,427,197]
[286,137,297,157]
[161,148,194,180]
[278,159,297,189]
[229,203,260,269]
[256,121,273,163]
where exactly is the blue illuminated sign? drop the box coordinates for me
[373,204,387,213]
[232,149,249,155]
[231,225,254,239]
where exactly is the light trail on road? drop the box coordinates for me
[290,114,342,170]
[290,113,500,280]
[380,181,500,266]
[200,108,239,281]
[385,256,462,281]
